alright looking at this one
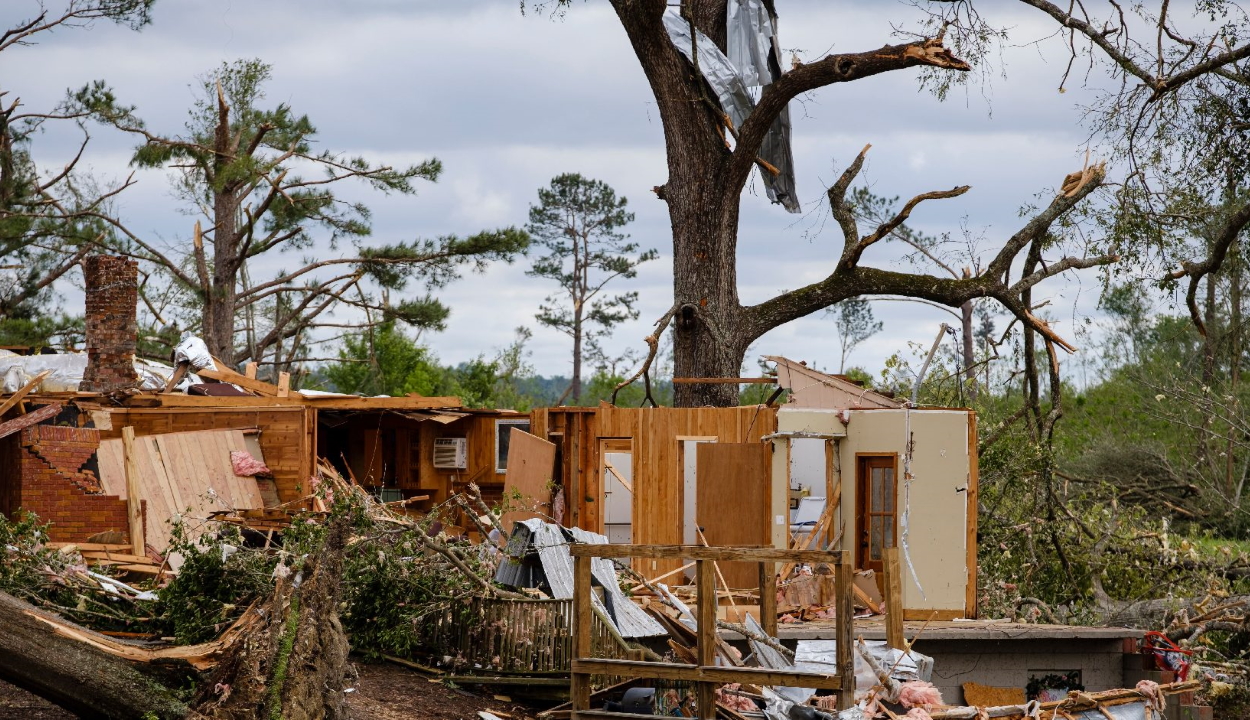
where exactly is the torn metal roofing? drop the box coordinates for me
[495,519,665,639]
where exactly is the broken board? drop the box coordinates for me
[499,428,556,533]
[696,442,770,588]
[97,428,267,562]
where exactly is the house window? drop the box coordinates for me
[495,419,531,473]
[857,455,897,571]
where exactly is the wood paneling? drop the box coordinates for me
[696,443,770,587]
[558,405,778,576]
[532,409,599,532]
[500,429,556,532]
[98,428,264,558]
[100,407,308,504]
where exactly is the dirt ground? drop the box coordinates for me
[0,660,541,720]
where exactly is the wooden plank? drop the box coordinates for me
[276,372,290,398]
[759,561,778,638]
[835,551,855,711]
[196,366,283,397]
[142,394,308,408]
[569,660,842,690]
[695,559,716,720]
[883,546,904,650]
[0,403,60,440]
[696,443,769,587]
[96,440,127,498]
[966,411,979,620]
[903,609,964,621]
[244,363,257,379]
[300,395,461,410]
[568,544,843,564]
[0,370,51,417]
[48,542,131,552]
[160,362,189,393]
[121,427,145,556]
[572,554,592,713]
[500,429,556,532]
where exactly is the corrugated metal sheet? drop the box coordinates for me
[494,520,665,639]
[567,526,667,639]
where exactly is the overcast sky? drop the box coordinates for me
[4,0,1127,383]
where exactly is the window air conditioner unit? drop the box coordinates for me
[433,437,468,470]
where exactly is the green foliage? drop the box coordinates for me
[339,525,487,659]
[1026,671,1083,701]
[526,173,656,401]
[322,323,539,410]
[157,523,279,644]
[0,512,76,602]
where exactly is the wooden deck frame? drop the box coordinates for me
[568,544,854,719]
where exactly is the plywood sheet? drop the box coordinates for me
[697,442,770,588]
[500,428,556,533]
[97,429,266,559]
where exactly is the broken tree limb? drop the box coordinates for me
[0,590,192,719]
[612,302,678,406]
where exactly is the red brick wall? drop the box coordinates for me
[80,254,139,393]
[13,425,130,542]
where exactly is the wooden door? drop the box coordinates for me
[856,455,897,574]
[500,429,557,533]
[696,442,770,588]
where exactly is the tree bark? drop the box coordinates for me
[961,299,976,402]
[0,590,192,719]
[205,83,240,366]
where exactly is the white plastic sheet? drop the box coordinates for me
[0,352,200,393]
[172,334,215,371]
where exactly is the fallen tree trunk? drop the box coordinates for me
[0,590,192,719]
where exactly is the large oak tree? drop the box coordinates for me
[531,1,1121,406]
[538,1,1250,407]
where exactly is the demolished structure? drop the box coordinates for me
[0,256,1217,718]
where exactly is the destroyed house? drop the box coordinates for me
[529,356,978,620]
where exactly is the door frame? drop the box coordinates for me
[598,438,633,538]
[854,452,899,573]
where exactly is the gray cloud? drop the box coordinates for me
[3,0,1124,377]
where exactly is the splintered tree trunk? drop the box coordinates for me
[0,591,191,719]
[193,515,350,720]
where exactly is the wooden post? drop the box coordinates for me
[695,559,717,720]
[835,550,855,711]
[244,362,258,379]
[277,372,291,398]
[759,560,778,638]
[824,439,838,547]
[884,546,905,650]
[572,554,592,715]
[120,427,144,557]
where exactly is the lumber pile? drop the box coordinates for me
[49,541,165,578]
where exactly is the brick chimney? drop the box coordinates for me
[79,255,139,393]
